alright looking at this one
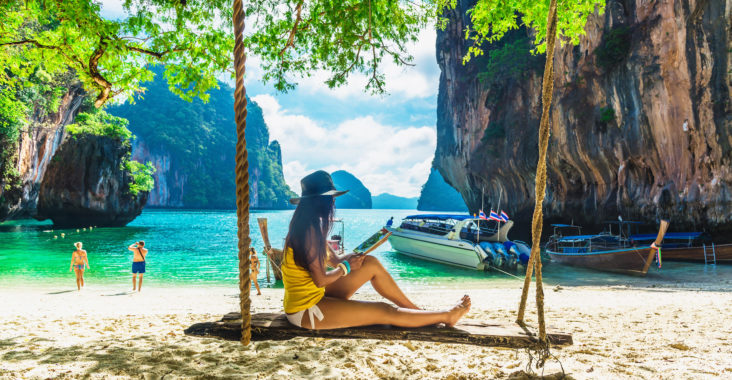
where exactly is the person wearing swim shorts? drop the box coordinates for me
[128,241,148,292]
[281,170,470,330]
[69,242,90,291]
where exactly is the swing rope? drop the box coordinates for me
[516,0,558,351]
[233,0,252,345]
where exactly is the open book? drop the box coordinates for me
[353,228,392,255]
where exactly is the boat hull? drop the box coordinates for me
[388,231,484,270]
[547,247,654,276]
[660,244,732,263]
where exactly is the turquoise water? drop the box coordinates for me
[1,209,731,290]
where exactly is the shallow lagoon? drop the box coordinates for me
[1,209,730,291]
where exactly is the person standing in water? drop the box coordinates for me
[69,242,90,291]
[250,247,261,295]
[128,241,148,292]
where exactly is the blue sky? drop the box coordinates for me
[101,2,440,198]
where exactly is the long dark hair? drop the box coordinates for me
[285,195,335,270]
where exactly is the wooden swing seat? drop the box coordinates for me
[184,312,572,348]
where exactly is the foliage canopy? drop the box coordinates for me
[1,0,606,105]
[1,0,234,107]
[462,0,606,62]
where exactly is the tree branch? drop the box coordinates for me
[279,0,304,57]
[1,39,90,72]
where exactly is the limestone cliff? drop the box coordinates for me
[435,0,731,236]
[112,70,295,209]
[0,82,85,220]
[36,134,147,227]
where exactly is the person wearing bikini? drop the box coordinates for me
[250,247,262,295]
[281,170,470,329]
[69,242,90,291]
[128,241,148,292]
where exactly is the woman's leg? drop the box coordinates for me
[79,269,85,287]
[251,273,261,295]
[305,295,471,329]
[325,256,419,309]
[74,269,81,291]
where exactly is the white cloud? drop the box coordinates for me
[254,95,435,198]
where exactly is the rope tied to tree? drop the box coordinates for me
[233,0,252,346]
[515,0,558,365]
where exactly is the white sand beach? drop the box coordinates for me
[1,283,731,379]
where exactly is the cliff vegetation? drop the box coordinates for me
[109,69,295,209]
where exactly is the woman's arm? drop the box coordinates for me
[70,252,75,271]
[308,257,346,288]
[84,251,90,269]
[325,244,344,267]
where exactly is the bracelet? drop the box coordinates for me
[342,260,351,274]
[337,263,348,276]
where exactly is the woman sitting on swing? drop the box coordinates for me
[282,170,471,330]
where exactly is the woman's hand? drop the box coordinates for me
[346,254,366,272]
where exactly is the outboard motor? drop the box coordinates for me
[478,242,496,266]
[491,242,510,269]
[513,241,532,265]
[503,241,519,270]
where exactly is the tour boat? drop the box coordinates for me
[546,221,668,276]
[629,232,732,264]
[386,214,530,270]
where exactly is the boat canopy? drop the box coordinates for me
[631,232,703,241]
[404,214,474,221]
[557,234,604,242]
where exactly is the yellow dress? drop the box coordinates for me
[281,248,325,314]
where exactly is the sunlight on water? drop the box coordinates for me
[1,209,731,291]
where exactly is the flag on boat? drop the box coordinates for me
[478,210,489,220]
[499,210,510,222]
[489,210,502,222]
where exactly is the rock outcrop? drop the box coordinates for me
[36,134,147,227]
[331,170,372,209]
[0,82,85,220]
[417,168,468,212]
[435,0,731,236]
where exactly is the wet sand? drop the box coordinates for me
[1,283,731,379]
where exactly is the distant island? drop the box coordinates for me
[372,193,418,209]
[417,169,468,212]
[331,170,372,209]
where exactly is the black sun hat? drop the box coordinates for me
[289,170,349,205]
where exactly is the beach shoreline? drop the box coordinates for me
[1,282,731,379]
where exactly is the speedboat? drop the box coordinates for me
[386,214,531,270]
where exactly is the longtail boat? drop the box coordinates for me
[629,232,732,264]
[546,220,669,276]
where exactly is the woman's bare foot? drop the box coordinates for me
[445,295,471,327]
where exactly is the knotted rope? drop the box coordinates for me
[233,0,252,345]
[516,0,558,348]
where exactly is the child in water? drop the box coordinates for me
[250,247,261,295]
[69,242,90,291]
